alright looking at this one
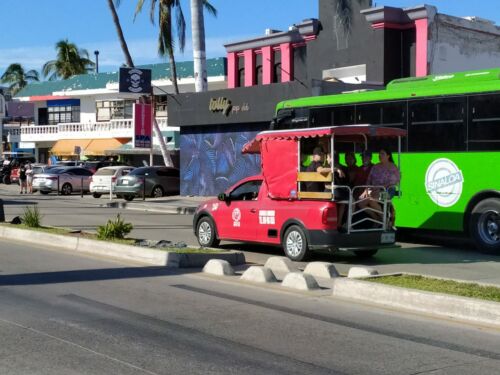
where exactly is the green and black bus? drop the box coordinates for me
[274,68,500,253]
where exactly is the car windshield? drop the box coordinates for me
[48,168,67,175]
[94,169,115,176]
[129,168,150,176]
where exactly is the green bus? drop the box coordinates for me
[274,68,500,254]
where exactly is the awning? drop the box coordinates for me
[84,138,130,156]
[50,139,91,156]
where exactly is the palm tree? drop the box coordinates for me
[107,0,134,67]
[42,39,95,80]
[191,0,217,92]
[0,63,39,95]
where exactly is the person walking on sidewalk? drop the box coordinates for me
[19,163,28,194]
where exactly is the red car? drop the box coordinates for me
[193,125,405,261]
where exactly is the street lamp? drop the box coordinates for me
[94,50,100,73]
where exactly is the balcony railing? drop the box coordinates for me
[7,117,177,143]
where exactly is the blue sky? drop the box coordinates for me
[0,0,499,76]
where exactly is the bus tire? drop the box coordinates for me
[353,249,378,259]
[470,198,500,255]
[282,225,310,262]
[196,217,220,248]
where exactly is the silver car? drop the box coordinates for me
[33,167,93,195]
[89,166,135,198]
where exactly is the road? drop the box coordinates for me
[1,240,499,374]
[1,184,500,285]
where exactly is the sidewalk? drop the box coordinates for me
[102,195,211,215]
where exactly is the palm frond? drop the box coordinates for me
[202,0,217,17]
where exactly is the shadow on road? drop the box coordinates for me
[0,266,197,286]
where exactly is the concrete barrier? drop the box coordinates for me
[240,266,277,283]
[347,266,379,278]
[203,259,235,276]
[264,256,298,274]
[282,272,319,291]
[303,262,339,279]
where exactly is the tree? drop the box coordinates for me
[190,0,216,92]
[107,0,135,67]
[42,39,95,80]
[0,63,39,95]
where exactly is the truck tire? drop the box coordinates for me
[282,225,310,262]
[470,198,500,255]
[196,217,220,248]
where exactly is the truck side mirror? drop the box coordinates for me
[218,193,228,201]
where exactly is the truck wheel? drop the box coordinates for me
[196,217,220,247]
[282,225,310,261]
[353,249,378,259]
[470,198,500,255]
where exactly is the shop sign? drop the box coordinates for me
[119,68,152,94]
[133,103,152,148]
[209,97,249,117]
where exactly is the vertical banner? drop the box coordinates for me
[133,103,152,148]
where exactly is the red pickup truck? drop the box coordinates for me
[193,125,405,261]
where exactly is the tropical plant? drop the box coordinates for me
[190,0,217,92]
[42,39,95,80]
[97,214,133,240]
[134,0,215,94]
[107,0,135,67]
[0,63,39,95]
[22,205,42,228]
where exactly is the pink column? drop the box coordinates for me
[280,43,293,82]
[261,46,273,85]
[227,52,238,88]
[244,49,255,87]
[415,18,429,77]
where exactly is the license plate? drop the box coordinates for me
[122,180,128,185]
[381,232,395,244]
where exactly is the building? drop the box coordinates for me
[168,0,500,195]
[8,58,227,165]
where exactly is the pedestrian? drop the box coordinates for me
[19,163,27,194]
[26,162,34,194]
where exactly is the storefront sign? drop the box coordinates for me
[133,103,152,148]
[119,68,152,94]
[209,97,232,116]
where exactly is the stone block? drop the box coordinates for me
[202,259,235,276]
[347,266,379,278]
[282,272,319,291]
[240,266,277,283]
[303,262,339,279]
[264,256,298,273]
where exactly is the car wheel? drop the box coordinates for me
[40,191,49,195]
[282,225,310,262]
[152,185,164,198]
[196,217,220,247]
[92,193,102,198]
[470,198,500,255]
[61,183,72,195]
[124,195,134,201]
[3,175,10,184]
[353,249,378,259]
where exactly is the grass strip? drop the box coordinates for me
[367,275,500,303]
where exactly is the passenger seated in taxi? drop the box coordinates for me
[305,147,325,192]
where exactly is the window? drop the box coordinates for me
[310,107,333,127]
[274,63,282,83]
[96,100,134,122]
[469,94,500,151]
[155,95,168,117]
[356,104,381,124]
[256,65,263,85]
[157,168,179,177]
[229,180,262,201]
[332,106,355,125]
[71,168,93,176]
[48,105,80,125]
[381,101,405,126]
[238,68,245,88]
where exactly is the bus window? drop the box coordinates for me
[310,107,333,127]
[469,94,500,151]
[332,105,355,125]
[382,101,406,126]
[356,104,381,124]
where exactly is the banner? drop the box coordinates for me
[134,103,152,148]
[119,68,152,94]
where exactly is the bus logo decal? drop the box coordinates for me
[425,158,464,207]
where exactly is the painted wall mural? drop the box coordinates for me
[180,125,264,196]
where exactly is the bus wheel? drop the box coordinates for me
[353,249,378,259]
[470,198,500,255]
[282,225,310,262]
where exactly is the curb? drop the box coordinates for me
[102,201,197,215]
[331,277,500,328]
[0,226,244,268]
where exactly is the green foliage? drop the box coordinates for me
[368,275,500,303]
[97,214,133,240]
[22,206,42,228]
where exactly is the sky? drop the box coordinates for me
[0,0,499,77]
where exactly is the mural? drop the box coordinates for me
[180,126,264,196]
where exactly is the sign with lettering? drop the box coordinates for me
[119,68,152,94]
[209,97,232,116]
[133,103,152,148]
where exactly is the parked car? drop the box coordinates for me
[81,160,121,174]
[54,160,81,167]
[90,166,135,198]
[114,166,180,201]
[32,167,93,195]
[11,163,49,185]
[0,153,36,184]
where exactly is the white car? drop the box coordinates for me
[89,166,135,198]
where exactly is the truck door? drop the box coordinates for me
[217,180,262,241]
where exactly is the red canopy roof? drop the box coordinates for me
[242,125,406,154]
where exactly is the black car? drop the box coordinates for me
[0,154,36,184]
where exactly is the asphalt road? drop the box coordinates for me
[1,184,500,285]
[1,240,500,374]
